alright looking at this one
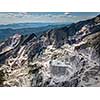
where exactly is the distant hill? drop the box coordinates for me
[0,23,69,41]
[0,23,57,29]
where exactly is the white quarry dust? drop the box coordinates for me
[33,44,79,84]
[31,35,100,86]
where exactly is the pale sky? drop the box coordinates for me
[0,12,99,25]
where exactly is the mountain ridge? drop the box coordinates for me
[0,14,100,86]
[0,23,68,41]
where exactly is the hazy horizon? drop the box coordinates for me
[0,12,99,25]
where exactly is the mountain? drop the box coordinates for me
[0,15,100,86]
[0,23,68,41]
[0,22,69,29]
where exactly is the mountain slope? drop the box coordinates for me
[0,15,100,87]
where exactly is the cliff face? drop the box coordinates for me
[0,15,100,87]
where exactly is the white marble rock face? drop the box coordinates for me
[0,14,100,87]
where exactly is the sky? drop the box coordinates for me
[0,12,99,25]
